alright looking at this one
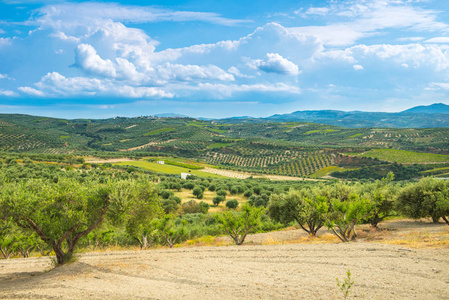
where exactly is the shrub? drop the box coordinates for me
[182,200,203,214]
[212,196,225,206]
[216,189,227,197]
[226,199,239,209]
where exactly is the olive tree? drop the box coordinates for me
[396,177,449,224]
[359,173,397,228]
[0,178,111,265]
[311,193,372,242]
[267,189,324,236]
[112,180,163,250]
[0,218,17,259]
[214,204,265,245]
[157,215,187,248]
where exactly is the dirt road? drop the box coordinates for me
[1,241,448,299]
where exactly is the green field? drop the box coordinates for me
[113,161,224,178]
[143,127,176,136]
[207,142,231,149]
[360,149,449,164]
[309,166,347,178]
[304,129,339,135]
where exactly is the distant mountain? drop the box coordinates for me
[216,103,449,128]
[402,103,449,114]
[154,113,190,118]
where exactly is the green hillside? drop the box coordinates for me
[0,113,448,179]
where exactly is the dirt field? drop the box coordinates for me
[1,220,449,299]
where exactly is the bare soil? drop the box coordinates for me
[1,220,449,299]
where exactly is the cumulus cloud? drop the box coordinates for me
[75,44,117,78]
[353,64,364,70]
[29,72,173,98]
[248,53,299,75]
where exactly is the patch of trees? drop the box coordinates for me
[331,163,427,181]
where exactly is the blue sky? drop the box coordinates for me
[1,0,449,119]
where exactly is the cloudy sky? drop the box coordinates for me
[1,0,449,119]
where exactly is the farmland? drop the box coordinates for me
[359,149,449,164]
[0,113,448,180]
[113,160,224,178]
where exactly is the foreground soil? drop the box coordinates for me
[1,221,449,299]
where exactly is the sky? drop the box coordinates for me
[1,0,449,119]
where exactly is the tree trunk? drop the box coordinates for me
[53,245,66,265]
[432,216,440,223]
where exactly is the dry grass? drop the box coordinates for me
[182,235,231,247]
[378,228,449,248]
[174,189,248,212]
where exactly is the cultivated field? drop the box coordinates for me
[1,220,448,300]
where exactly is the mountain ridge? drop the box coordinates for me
[215,103,449,128]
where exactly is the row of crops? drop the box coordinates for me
[202,148,334,177]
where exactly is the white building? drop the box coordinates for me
[157,161,165,164]
[181,173,191,179]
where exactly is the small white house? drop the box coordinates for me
[181,172,191,179]
[157,161,165,164]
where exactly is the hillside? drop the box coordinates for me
[1,113,449,179]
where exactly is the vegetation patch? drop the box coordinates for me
[304,129,339,135]
[113,161,223,178]
[144,127,176,136]
[207,142,231,149]
[360,149,449,164]
[309,166,346,178]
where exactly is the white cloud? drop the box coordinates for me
[397,37,425,42]
[291,0,449,46]
[0,89,18,97]
[155,63,234,82]
[428,82,449,90]
[192,82,301,98]
[320,43,449,71]
[303,7,330,16]
[425,37,449,43]
[33,2,248,28]
[0,37,11,48]
[0,29,5,34]
[49,31,80,43]
[353,64,364,70]
[31,72,173,98]
[248,53,299,75]
[75,44,117,78]
[18,86,45,96]
[227,67,254,78]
